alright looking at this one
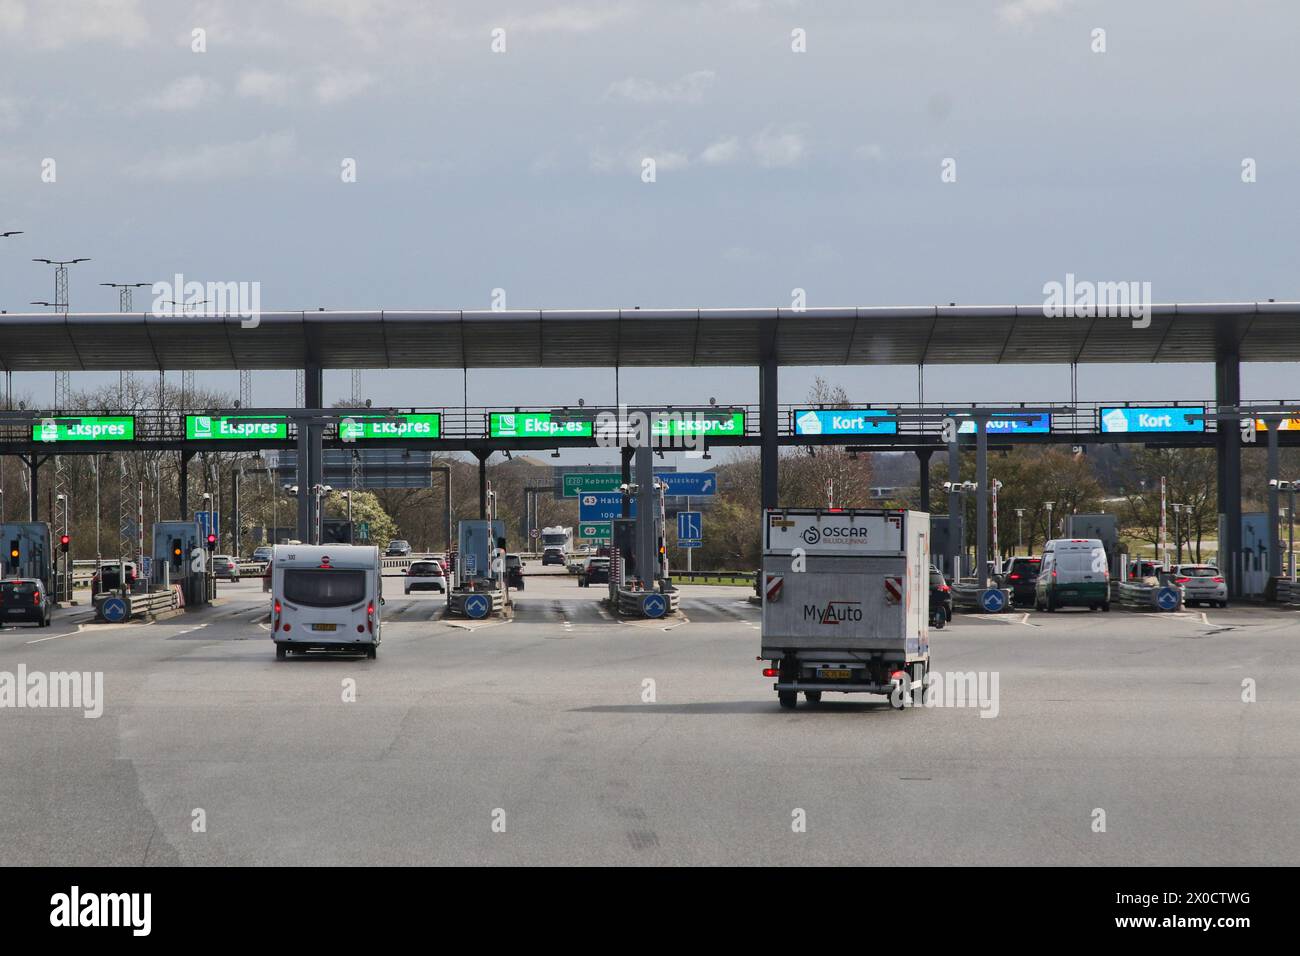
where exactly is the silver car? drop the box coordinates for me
[1173,565,1227,608]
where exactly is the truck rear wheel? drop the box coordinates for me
[778,690,797,709]
[275,645,287,660]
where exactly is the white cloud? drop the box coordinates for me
[0,96,19,132]
[605,70,716,104]
[315,69,375,105]
[142,75,220,112]
[126,130,296,182]
[505,3,635,34]
[997,0,1074,25]
[0,0,149,48]
[699,136,741,165]
[752,126,806,168]
[237,69,295,105]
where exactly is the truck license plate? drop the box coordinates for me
[819,668,851,679]
[312,623,337,632]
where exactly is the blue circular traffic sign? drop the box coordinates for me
[102,597,127,623]
[641,593,666,619]
[1156,586,1179,611]
[980,588,1007,613]
[463,594,490,619]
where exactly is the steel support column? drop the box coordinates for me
[759,354,778,511]
[305,364,324,545]
[179,451,192,520]
[976,422,989,584]
[916,449,933,513]
[476,451,489,519]
[621,446,633,517]
[1216,350,1243,597]
[1267,421,1280,579]
[947,433,961,578]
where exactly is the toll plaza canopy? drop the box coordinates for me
[1,301,1297,370]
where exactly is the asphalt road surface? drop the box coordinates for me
[2,569,1297,865]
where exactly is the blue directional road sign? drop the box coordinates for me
[641,593,667,618]
[463,594,490,619]
[102,597,128,623]
[1156,586,1180,611]
[980,588,1007,613]
[579,493,636,522]
[677,511,702,548]
[195,511,220,540]
[658,473,717,497]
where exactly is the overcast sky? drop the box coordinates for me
[2,0,1298,465]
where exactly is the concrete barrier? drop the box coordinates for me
[1117,581,1182,612]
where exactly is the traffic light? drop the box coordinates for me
[206,533,217,551]
[171,538,184,569]
[7,540,18,572]
[59,534,70,554]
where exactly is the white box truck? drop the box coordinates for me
[760,508,930,709]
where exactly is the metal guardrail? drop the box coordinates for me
[615,587,681,618]
[1274,578,1299,605]
[92,587,179,622]
[951,583,1011,613]
[1117,581,1182,612]
[669,570,758,586]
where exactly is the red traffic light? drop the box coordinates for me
[206,534,217,548]
[59,534,70,553]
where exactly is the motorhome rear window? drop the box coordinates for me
[283,569,366,607]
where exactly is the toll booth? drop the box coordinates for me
[930,514,964,580]
[611,518,637,594]
[455,519,505,587]
[1,522,54,593]
[152,520,209,606]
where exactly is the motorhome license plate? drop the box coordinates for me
[312,623,337,632]
[819,668,851,679]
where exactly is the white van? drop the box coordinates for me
[271,544,383,659]
[1036,538,1110,612]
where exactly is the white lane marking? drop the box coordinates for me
[175,623,209,636]
[24,621,138,643]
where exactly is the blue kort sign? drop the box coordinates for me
[463,593,490,619]
[1156,586,1180,611]
[641,593,667,618]
[101,596,127,623]
[980,588,1007,613]
[677,511,702,548]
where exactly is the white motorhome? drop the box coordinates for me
[271,544,383,659]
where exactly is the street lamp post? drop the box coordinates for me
[1015,508,1025,556]
[1044,501,1055,547]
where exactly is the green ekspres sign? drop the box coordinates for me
[186,415,288,440]
[340,414,441,440]
[34,416,135,442]
[650,410,745,436]
[490,412,593,438]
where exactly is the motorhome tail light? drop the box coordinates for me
[367,602,375,634]
[273,600,282,630]
[762,668,779,678]
[357,624,365,633]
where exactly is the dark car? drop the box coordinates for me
[1003,556,1041,607]
[929,566,951,626]
[91,561,138,593]
[505,554,525,590]
[1,578,52,627]
[541,550,566,566]
[385,539,412,557]
[579,557,610,587]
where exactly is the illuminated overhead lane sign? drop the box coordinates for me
[958,414,1051,434]
[649,410,745,437]
[34,416,135,442]
[186,415,288,439]
[794,409,897,436]
[340,414,441,440]
[490,412,594,438]
[1099,407,1205,433]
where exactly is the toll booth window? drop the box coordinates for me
[282,569,366,608]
